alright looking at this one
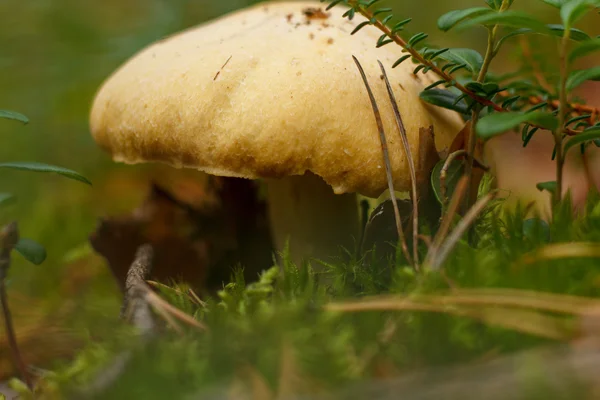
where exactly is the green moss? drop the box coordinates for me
[12,192,595,399]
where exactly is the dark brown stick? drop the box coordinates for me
[0,222,32,388]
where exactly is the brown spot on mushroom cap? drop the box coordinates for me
[302,7,329,20]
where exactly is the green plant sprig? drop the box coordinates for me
[324,0,505,111]
[321,0,590,138]
[323,0,600,142]
[324,0,600,210]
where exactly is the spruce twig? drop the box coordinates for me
[328,0,586,137]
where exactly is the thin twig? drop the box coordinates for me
[188,288,208,308]
[378,60,420,271]
[423,176,468,269]
[353,55,413,267]
[440,150,468,208]
[146,280,206,307]
[121,244,155,337]
[135,274,206,331]
[144,289,207,332]
[0,222,32,389]
[431,191,496,270]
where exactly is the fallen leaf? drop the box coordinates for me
[90,177,273,293]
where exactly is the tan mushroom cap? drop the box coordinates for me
[90,1,464,198]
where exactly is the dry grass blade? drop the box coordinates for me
[276,341,302,399]
[352,55,412,267]
[378,60,420,270]
[146,280,207,308]
[423,176,468,268]
[440,150,467,208]
[143,288,207,332]
[188,288,207,307]
[144,290,183,334]
[325,296,574,340]
[518,242,600,266]
[448,288,600,314]
[430,191,496,270]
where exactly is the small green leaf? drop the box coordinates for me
[419,89,469,115]
[545,24,591,41]
[0,162,91,185]
[14,238,47,265]
[392,18,412,33]
[536,181,557,195]
[564,128,600,155]
[485,0,503,10]
[476,111,559,139]
[566,66,600,90]
[496,25,590,50]
[544,0,569,7]
[0,193,15,207]
[456,10,552,34]
[351,21,371,35]
[437,7,492,32]
[423,80,447,91]
[561,0,599,29]
[431,157,464,205]
[0,110,29,124]
[408,32,428,47]
[523,218,551,242]
[392,54,411,68]
[438,48,483,73]
[465,81,501,96]
[569,38,600,63]
[325,0,345,11]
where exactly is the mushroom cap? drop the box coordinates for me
[90,1,464,198]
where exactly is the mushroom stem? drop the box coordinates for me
[265,172,360,267]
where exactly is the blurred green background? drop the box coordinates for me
[0,0,597,297]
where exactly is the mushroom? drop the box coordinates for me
[89,1,464,267]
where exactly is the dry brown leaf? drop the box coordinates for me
[89,177,273,293]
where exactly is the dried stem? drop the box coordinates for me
[353,55,413,267]
[124,247,206,333]
[430,191,496,270]
[423,176,468,269]
[0,222,32,389]
[144,289,207,332]
[378,60,420,270]
[440,150,467,209]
